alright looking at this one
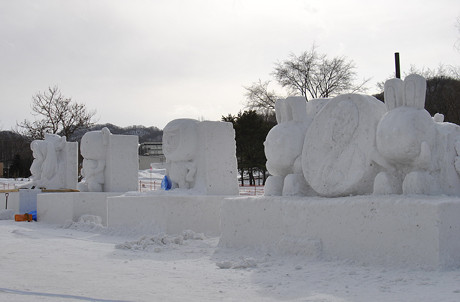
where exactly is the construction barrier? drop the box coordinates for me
[139,180,264,196]
[139,180,158,192]
[0,182,17,191]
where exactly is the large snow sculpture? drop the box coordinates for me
[163,119,239,195]
[264,97,318,196]
[163,119,198,190]
[78,127,138,192]
[302,94,386,197]
[371,74,460,195]
[25,134,78,190]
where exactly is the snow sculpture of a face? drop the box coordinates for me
[163,119,198,189]
[264,97,315,196]
[29,140,47,180]
[28,133,66,189]
[77,127,111,192]
[377,76,436,165]
[265,98,306,175]
[372,75,438,195]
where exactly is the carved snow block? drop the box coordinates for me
[105,134,139,192]
[194,121,239,195]
[64,142,78,189]
[107,195,224,236]
[219,195,460,269]
[37,192,123,226]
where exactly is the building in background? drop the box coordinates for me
[139,142,165,170]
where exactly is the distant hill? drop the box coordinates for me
[71,123,163,143]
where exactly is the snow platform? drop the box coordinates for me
[219,195,460,269]
[106,195,224,236]
[37,192,123,226]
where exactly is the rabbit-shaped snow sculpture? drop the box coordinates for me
[264,96,315,196]
[370,74,440,195]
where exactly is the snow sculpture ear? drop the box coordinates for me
[403,74,426,109]
[384,78,403,110]
[286,96,307,122]
[30,141,38,152]
[275,99,287,124]
[54,136,66,151]
[101,127,111,146]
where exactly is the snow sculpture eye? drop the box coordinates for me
[163,129,180,155]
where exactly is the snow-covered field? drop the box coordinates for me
[1,218,460,302]
[1,174,460,301]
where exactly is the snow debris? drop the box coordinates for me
[216,257,258,269]
[62,215,105,232]
[115,229,206,251]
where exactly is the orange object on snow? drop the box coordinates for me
[15,213,33,222]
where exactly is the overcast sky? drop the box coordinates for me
[1,0,459,131]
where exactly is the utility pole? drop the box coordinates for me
[395,52,401,79]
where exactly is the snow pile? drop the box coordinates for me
[62,214,105,232]
[0,209,14,220]
[115,229,206,251]
[216,257,258,269]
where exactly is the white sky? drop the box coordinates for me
[1,0,459,131]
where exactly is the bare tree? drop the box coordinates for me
[18,86,97,140]
[272,45,370,100]
[243,79,281,112]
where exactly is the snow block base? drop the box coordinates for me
[2,189,42,214]
[37,192,123,226]
[107,195,224,236]
[219,195,460,269]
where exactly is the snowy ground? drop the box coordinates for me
[1,175,460,301]
[1,218,460,302]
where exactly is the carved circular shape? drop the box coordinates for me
[302,94,386,197]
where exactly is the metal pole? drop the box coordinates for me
[5,193,9,210]
[395,52,401,79]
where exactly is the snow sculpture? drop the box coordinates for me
[163,119,198,190]
[303,94,386,197]
[26,134,78,189]
[78,127,138,192]
[264,97,318,196]
[163,119,239,195]
[371,74,460,195]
